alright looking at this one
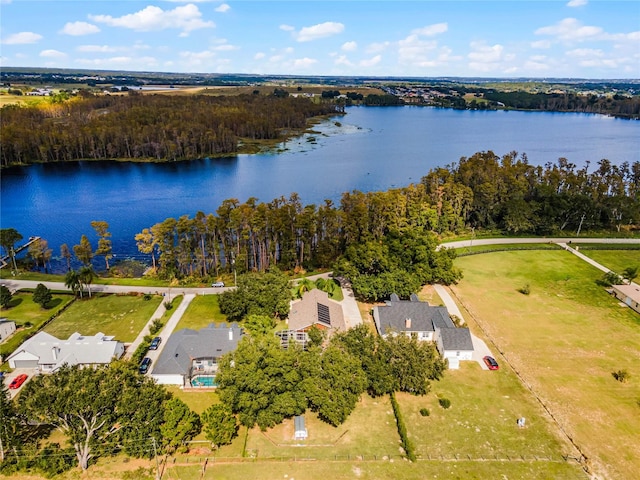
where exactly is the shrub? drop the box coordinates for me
[164,301,173,310]
[390,393,417,462]
[142,293,152,301]
[517,284,531,295]
[438,398,451,409]
[419,408,430,417]
[612,369,630,383]
[149,319,164,336]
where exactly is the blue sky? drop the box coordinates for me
[1,0,638,78]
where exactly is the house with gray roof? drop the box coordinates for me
[7,331,124,372]
[373,293,474,369]
[151,323,242,387]
[0,319,16,343]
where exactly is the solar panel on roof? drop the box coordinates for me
[317,303,331,326]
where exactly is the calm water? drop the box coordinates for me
[1,106,638,266]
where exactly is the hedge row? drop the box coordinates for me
[390,392,417,462]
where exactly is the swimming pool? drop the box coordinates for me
[191,375,217,387]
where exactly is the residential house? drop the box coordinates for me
[0,319,16,342]
[278,289,346,348]
[373,293,474,369]
[610,283,640,314]
[7,331,124,371]
[151,323,242,386]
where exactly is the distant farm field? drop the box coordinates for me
[43,293,162,342]
[451,250,640,480]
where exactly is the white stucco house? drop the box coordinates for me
[7,331,124,371]
[610,283,640,314]
[373,293,474,369]
[0,319,16,342]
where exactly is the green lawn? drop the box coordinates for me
[0,292,75,358]
[177,294,228,330]
[577,249,640,275]
[43,294,162,342]
[397,363,575,460]
[451,250,640,480]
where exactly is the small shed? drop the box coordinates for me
[294,415,308,440]
[0,319,16,342]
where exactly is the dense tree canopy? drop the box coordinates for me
[219,270,292,320]
[0,93,339,166]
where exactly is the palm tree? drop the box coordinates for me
[321,279,339,299]
[622,266,638,285]
[78,266,95,298]
[296,278,314,299]
[65,270,82,298]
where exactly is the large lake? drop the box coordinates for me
[1,106,638,266]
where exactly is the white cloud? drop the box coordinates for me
[366,41,390,54]
[296,22,344,42]
[76,44,117,53]
[89,4,214,36]
[2,31,42,44]
[531,40,551,49]
[411,23,448,37]
[467,41,514,72]
[341,41,357,52]
[279,24,295,31]
[292,57,317,68]
[359,55,381,67]
[40,49,67,58]
[76,56,159,68]
[566,48,604,57]
[215,3,230,13]
[535,18,602,42]
[254,52,265,60]
[567,0,587,7]
[60,21,100,36]
[213,43,238,51]
[335,55,353,67]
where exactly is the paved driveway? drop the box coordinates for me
[4,368,37,399]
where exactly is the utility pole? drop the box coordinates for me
[151,436,161,480]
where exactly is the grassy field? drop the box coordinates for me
[43,293,162,342]
[0,292,75,359]
[176,294,228,331]
[451,250,640,480]
[577,249,640,274]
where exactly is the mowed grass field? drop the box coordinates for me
[451,250,640,480]
[577,248,640,274]
[176,294,227,330]
[43,293,162,342]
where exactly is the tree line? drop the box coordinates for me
[0,93,340,167]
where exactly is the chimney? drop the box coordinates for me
[52,346,59,360]
[405,318,411,329]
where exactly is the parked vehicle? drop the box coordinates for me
[149,336,162,350]
[9,373,28,389]
[483,356,499,370]
[211,281,225,287]
[139,357,152,374]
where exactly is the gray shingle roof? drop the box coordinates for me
[375,300,453,336]
[439,328,474,351]
[152,323,242,375]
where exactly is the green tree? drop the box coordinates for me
[73,234,93,266]
[301,345,367,426]
[0,285,12,309]
[78,266,95,298]
[64,270,82,298]
[216,335,306,430]
[244,314,276,337]
[295,278,314,299]
[91,221,113,270]
[0,228,22,272]
[32,283,52,309]
[60,243,72,271]
[135,228,157,271]
[622,266,638,284]
[161,398,201,453]
[219,270,292,321]
[27,238,52,272]
[387,334,446,395]
[19,363,167,470]
[201,404,238,449]
[0,379,20,462]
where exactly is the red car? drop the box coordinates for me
[9,373,28,389]
[483,356,499,370]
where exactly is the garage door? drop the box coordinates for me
[13,360,39,368]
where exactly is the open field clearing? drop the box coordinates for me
[451,250,640,479]
[176,294,227,331]
[43,294,162,342]
[397,362,579,461]
[576,248,639,274]
[0,293,74,359]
